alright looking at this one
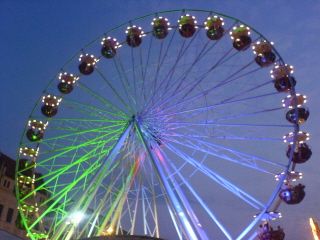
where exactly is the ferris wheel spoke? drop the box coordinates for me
[163,28,211,98]
[213,107,284,122]
[142,38,169,110]
[140,183,160,236]
[36,151,106,193]
[29,159,104,231]
[143,27,187,112]
[36,131,121,174]
[148,121,293,129]
[45,118,126,142]
[115,42,149,114]
[121,183,140,235]
[165,127,282,142]
[147,90,282,120]
[79,159,131,238]
[38,129,122,157]
[179,123,285,141]
[143,27,208,113]
[165,128,286,170]
[36,117,126,124]
[145,40,165,110]
[128,45,140,111]
[148,47,256,114]
[153,147,211,240]
[218,80,273,104]
[146,66,264,119]
[96,160,142,236]
[94,66,135,115]
[76,81,130,118]
[134,47,154,113]
[151,120,290,148]
[58,97,128,120]
[143,42,233,116]
[37,136,115,155]
[209,136,282,141]
[110,54,138,112]
[136,36,153,111]
[134,120,200,239]
[158,146,234,239]
[138,31,185,116]
[38,123,124,143]
[49,122,133,239]
[164,142,267,210]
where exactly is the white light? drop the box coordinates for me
[72,212,84,223]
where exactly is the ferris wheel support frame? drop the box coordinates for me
[134,118,200,240]
[15,9,311,240]
[153,147,210,240]
[51,120,133,240]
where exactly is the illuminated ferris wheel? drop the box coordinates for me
[15,9,311,240]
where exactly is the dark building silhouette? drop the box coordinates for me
[0,151,27,239]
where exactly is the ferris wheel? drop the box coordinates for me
[15,9,311,240]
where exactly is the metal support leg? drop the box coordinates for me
[134,119,198,240]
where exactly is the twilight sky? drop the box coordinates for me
[1,1,320,239]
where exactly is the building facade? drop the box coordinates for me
[0,151,28,239]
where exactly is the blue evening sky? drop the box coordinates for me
[1,1,319,239]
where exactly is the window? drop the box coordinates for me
[6,208,14,223]
[0,204,3,219]
[3,179,10,188]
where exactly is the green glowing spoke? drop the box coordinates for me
[60,97,129,120]
[95,66,134,115]
[76,81,129,118]
[39,127,123,155]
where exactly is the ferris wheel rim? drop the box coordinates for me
[15,9,306,240]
